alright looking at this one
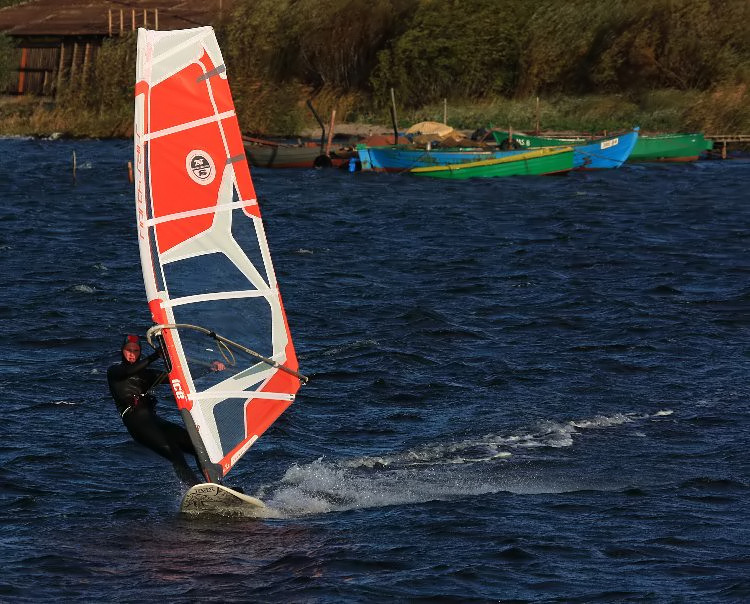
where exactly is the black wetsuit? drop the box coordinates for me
[107,349,201,486]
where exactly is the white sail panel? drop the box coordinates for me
[134,27,303,482]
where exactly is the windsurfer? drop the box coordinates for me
[107,334,224,486]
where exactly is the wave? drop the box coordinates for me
[255,409,674,518]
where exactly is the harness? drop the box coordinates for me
[120,393,157,419]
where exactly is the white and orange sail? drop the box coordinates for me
[133,27,305,483]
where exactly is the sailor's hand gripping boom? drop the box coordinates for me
[146,323,309,385]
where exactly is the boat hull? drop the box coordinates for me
[628,133,714,162]
[492,129,710,163]
[357,145,529,172]
[410,146,575,179]
[244,142,353,169]
[571,130,639,169]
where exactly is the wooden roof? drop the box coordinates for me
[0,0,233,37]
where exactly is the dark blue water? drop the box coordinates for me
[1,137,749,602]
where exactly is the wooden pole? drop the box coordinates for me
[443,98,447,124]
[17,47,27,94]
[108,9,112,37]
[127,161,134,183]
[56,43,66,94]
[69,42,79,84]
[72,150,77,182]
[120,9,124,35]
[131,9,135,31]
[325,109,336,156]
[535,96,540,133]
[390,88,399,145]
[82,42,91,85]
[155,8,159,31]
[143,9,148,28]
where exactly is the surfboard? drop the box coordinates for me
[180,482,266,515]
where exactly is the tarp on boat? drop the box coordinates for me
[406,121,456,138]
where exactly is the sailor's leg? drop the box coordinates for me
[124,411,200,486]
[155,416,203,482]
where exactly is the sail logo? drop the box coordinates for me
[171,378,186,400]
[186,150,216,185]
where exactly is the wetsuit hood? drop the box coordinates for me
[121,334,142,363]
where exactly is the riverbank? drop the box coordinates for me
[1,87,748,143]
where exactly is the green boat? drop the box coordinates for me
[410,146,574,179]
[491,130,713,162]
[628,133,714,162]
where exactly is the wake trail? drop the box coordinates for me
[255,409,674,518]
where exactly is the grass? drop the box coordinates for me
[1,84,748,139]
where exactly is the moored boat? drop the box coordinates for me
[490,128,638,169]
[569,129,638,169]
[243,137,355,169]
[410,146,575,179]
[357,144,529,172]
[492,129,711,162]
[628,133,714,162]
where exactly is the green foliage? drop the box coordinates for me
[518,0,750,96]
[221,0,416,132]
[0,33,17,91]
[51,34,136,135]
[371,0,534,107]
[2,0,749,136]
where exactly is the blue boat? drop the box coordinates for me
[357,144,529,173]
[569,128,639,169]
[357,128,638,173]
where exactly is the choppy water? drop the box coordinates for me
[1,137,749,602]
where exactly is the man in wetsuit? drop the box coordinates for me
[107,334,202,486]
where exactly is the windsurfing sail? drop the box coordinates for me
[133,27,306,483]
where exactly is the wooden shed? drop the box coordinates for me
[0,0,232,96]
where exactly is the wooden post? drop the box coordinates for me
[722,141,727,160]
[69,42,79,85]
[325,109,336,156]
[108,9,112,37]
[17,47,27,94]
[72,150,77,182]
[56,43,66,94]
[390,88,398,145]
[443,98,447,124]
[120,9,124,35]
[131,9,135,31]
[82,43,91,85]
[127,161,134,183]
[535,96,540,133]
[143,8,148,28]
[155,8,159,31]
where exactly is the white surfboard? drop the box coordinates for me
[180,482,266,515]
